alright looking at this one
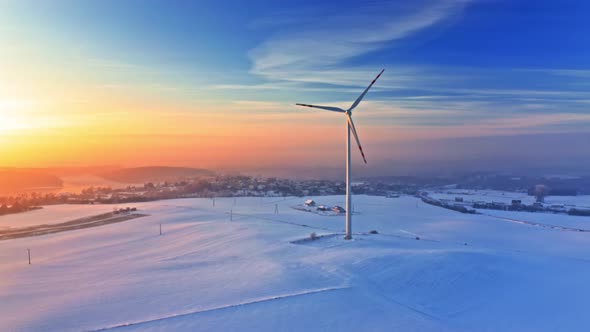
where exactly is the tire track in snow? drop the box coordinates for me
[0,213,148,241]
[88,286,349,331]
[227,211,335,232]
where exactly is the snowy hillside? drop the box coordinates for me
[2,195,590,331]
[0,204,121,229]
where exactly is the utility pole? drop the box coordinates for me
[27,249,31,265]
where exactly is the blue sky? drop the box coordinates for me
[1,0,589,173]
[4,0,590,119]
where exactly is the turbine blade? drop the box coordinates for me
[347,114,367,164]
[295,103,345,113]
[348,69,384,113]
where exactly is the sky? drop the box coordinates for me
[1,0,589,176]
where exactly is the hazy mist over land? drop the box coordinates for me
[2,131,588,186]
[237,132,590,179]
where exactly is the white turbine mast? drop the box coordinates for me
[296,69,384,240]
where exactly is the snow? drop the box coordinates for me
[428,189,590,209]
[426,189,590,230]
[2,195,590,331]
[428,189,533,205]
[0,204,116,229]
[0,201,180,230]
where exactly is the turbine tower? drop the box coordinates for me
[296,69,384,240]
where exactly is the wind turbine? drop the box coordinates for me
[296,69,384,240]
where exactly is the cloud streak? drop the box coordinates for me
[242,1,590,141]
[248,0,468,86]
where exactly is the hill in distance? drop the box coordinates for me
[99,166,214,184]
[0,170,63,195]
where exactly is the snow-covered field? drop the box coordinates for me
[2,195,590,331]
[0,204,119,229]
[428,189,534,205]
[428,189,590,209]
[427,189,590,229]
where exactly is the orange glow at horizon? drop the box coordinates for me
[2,60,584,171]
[4,39,588,172]
[3,78,585,171]
[1,105,558,170]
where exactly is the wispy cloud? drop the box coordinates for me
[480,113,590,130]
[248,0,469,86]
[521,68,590,79]
[245,2,590,137]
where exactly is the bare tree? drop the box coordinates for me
[534,184,550,203]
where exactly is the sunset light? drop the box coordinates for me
[0,0,588,173]
[1,1,590,331]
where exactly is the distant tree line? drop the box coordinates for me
[568,209,590,216]
[0,201,41,216]
[421,196,478,214]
